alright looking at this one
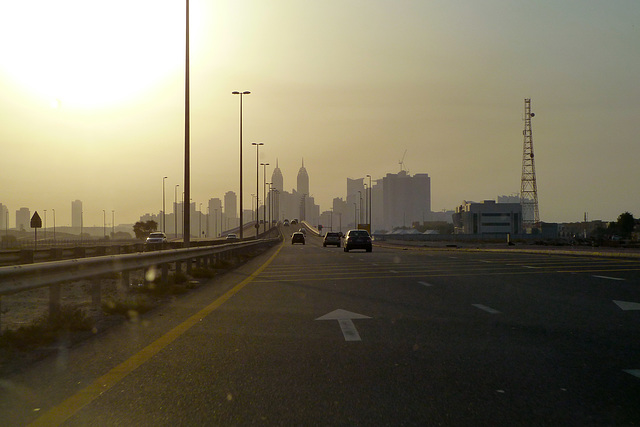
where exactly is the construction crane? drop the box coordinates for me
[399,149,408,173]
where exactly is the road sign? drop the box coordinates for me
[31,211,42,228]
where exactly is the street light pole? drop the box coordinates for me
[162,176,167,233]
[266,182,272,233]
[175,184,179,239]
[358,190,362,225]
[261,163,269,234]
[103,209,106,239]
[233,90,251,239]
[112,210,115,239]
[52,209,56,242]
[183,0,191,248]
[199,202,202,239]
[252,142,263,237]
[366,174,372,231]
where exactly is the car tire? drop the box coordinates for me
[344,247,348,252]
[337,243,340,248]
[323,244,326,247]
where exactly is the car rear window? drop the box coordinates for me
[351,231,369,237]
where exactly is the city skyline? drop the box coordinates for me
[1,1,638,226]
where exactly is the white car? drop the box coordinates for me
[146,232,167,244]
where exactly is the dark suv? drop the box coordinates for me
[323,232,341,247]
[343,229,372,252]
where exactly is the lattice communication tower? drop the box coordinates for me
[520,98,540,231]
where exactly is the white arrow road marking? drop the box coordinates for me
[316,309,371,342]
[472,304,501,314]
[418,281,433,287]
[614,300,640,311]
[594,275,625,281]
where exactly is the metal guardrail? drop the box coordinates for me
[0,234,282,330]
[0,240,273,296]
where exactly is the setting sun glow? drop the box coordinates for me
[0,0,184,109]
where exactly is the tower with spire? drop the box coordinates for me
[297,158,309,196]
[271,159,284,193]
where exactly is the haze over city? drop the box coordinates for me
[1,0,639,228]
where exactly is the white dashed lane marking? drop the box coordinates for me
[472,304,501,314]
[593,275,625,281]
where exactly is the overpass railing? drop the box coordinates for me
[0,234,282,330]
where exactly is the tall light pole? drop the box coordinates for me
[266,182,272,232]
[366,174,372,231]
[364,184,367,227]
[112,210,115,239]
[175,184,179,239]
[261,163,269,234]
[233,90,251,239]
[354,203,357,228]
[358,191,362,225]
[199,203,202,239]
[252,142,263,237]
[103,209,106,239]
[52,209,56,242]
[162,176,168,233]
[183,0,191,247]
[44,209,47,242]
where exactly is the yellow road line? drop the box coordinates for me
[28,242,284,427]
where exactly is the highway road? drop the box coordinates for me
[2,229,640,425]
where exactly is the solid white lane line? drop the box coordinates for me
[389,270,398,273]
[614,300,640,311]
[593,275,625,281]
[624,369,640,379]
[472,304,501,314]
[418,281,433,287]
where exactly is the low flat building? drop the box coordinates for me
[453,200,522,235]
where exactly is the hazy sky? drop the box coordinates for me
[1,0,639,227]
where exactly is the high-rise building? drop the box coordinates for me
[71,200,82,230]
[297,159,309,196]
[271,159,284,193]
[16,207,30,232]
[208,198,222,237]
[224,191,237,230]
[382,171,431,230]
[0,203,8,230]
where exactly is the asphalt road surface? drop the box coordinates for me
[2,230,640,426]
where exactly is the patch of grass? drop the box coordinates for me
[0,305,95,351]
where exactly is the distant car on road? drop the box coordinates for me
[291,219,298,225]
[343,229,372,252]
[146,232,167,245]
[283,219,290,226]
[225,234,239,241]
[291,232,305,245]
[323,232,341,247]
